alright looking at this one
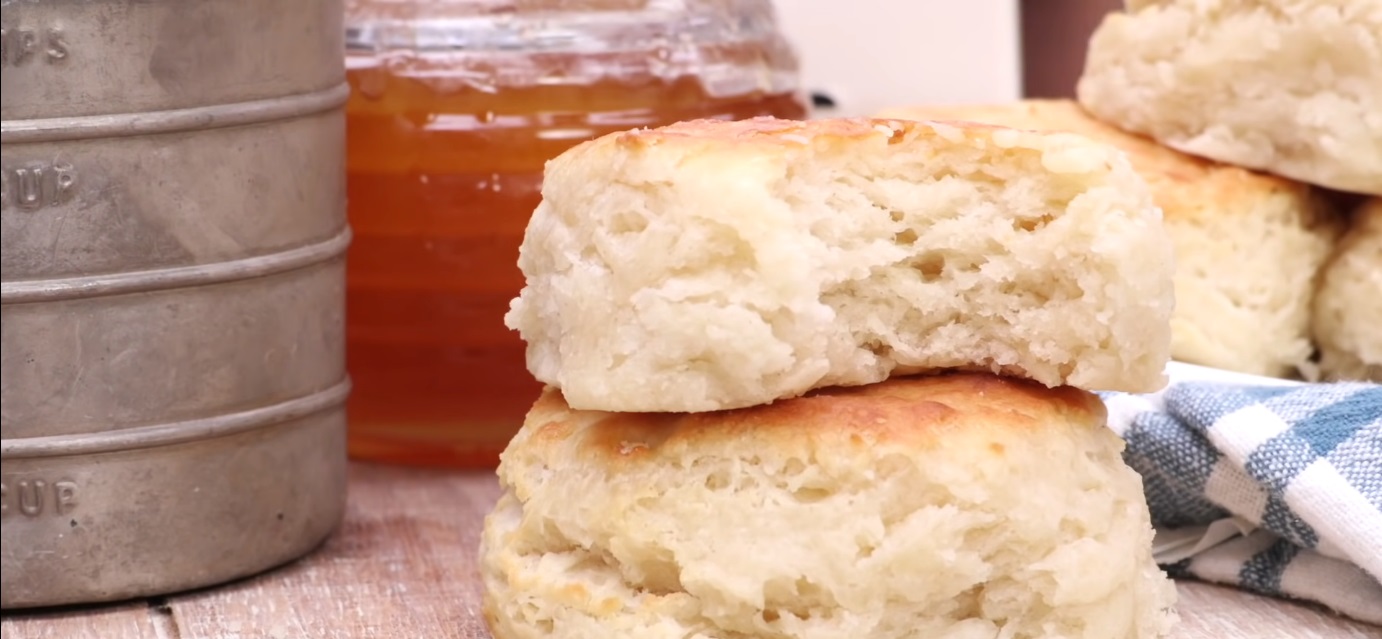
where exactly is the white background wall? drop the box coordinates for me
[774,1,1022,118]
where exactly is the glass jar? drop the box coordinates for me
[342,0,808,468]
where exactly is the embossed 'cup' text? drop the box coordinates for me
[0,479,79,519]
[0,27,68,66]
[0,162,78,212]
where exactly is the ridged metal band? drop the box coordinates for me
[0,227,351,304]
[0,82,351,144]
[0,378,351,459]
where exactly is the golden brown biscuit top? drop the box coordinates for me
[544,114,1130,186]
[617,116,1006,145]
[556,115,1093,163]
[515,373,1106,470]
[877,99,1318,220]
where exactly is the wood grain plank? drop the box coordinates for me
[1173,581,1381,639]
[0,603,162,639]
[166,464,500,639]
[164,465,1379,639]
[5,464,1377,638]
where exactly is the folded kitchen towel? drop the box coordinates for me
[1101,375,1382,624]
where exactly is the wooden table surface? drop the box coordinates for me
[3,463,1378,639]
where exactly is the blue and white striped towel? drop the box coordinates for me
[1100,365,1382,624]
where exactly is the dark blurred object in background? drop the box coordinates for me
[1021,0,1121,98]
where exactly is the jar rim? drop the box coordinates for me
[345,1,785,54]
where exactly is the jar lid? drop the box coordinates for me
[344,0,800,98]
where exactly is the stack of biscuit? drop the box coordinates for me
[880,0,1381,382]
[480,118,1182,639]
[1314,198,1382,381]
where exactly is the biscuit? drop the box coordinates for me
[504,117,1175,412]
[479,373,1180,639]
[877,100,1342,378]
[1314,198,1382,382]
[1076,0,1382,195]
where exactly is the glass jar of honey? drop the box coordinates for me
[342,0,808,468]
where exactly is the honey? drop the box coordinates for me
[343,23,807,467]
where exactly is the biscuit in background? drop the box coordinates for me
[480,373,1179,639]
[876,100,1343,379]
[1313,198,1382,382]
[1076,0,1382,196]
[505,117,1175,413]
